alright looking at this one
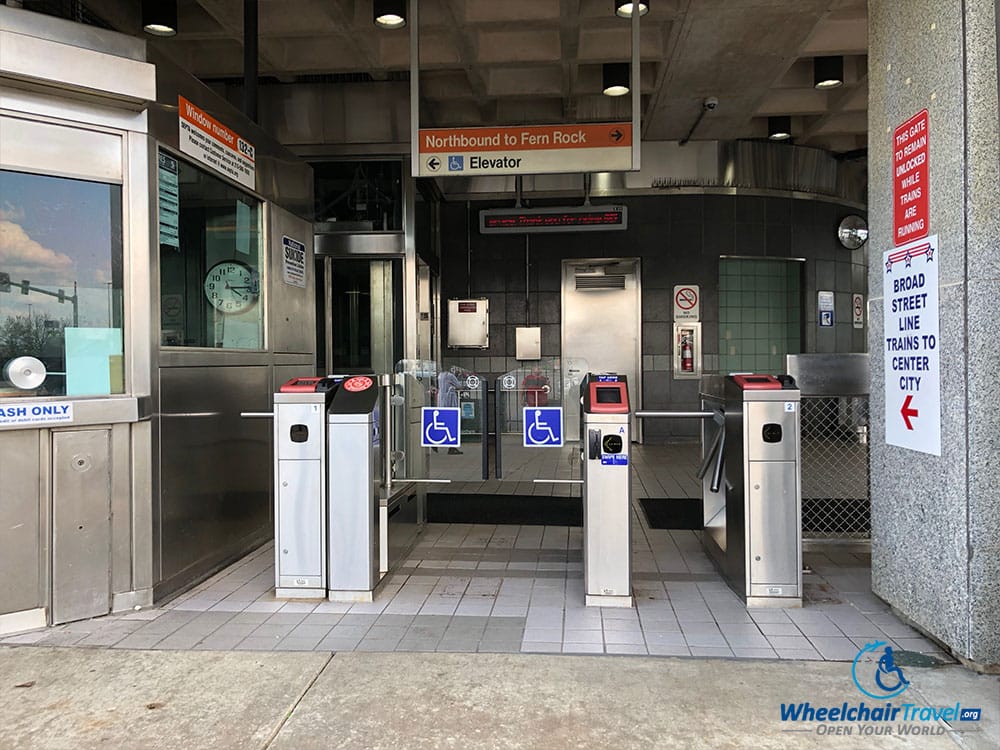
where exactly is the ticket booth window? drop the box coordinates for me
[0,169,124,397]
[158,150,264,349]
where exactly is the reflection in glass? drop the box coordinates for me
[0,169,124,397]
[312,161,403,232]
[158,152,263,349]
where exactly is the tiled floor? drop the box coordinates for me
[2,500,950,662]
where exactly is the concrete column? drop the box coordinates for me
[869,0,1000,669]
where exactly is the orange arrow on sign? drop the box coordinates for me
[901,394,919,430]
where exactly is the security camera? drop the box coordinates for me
[703,96,719,111]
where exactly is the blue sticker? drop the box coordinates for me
[523,406,563,447]
[600,454,629,466]
[421,407,461,448]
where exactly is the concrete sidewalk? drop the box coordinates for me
[1,647,997,749]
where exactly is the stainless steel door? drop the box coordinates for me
[747,461,799,586]
[52,429,111,623]
[561,260,642,439]
[0,431,43,617]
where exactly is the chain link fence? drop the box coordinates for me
[800,396,870,540]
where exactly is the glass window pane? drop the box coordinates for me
[312,161,403,232]
[0,169,124,398]
[159,152,263,349]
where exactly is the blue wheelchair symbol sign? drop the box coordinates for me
[421,407,461,448]
[523,407,563,447]
[448,155,464,171]
[819,310,834,327]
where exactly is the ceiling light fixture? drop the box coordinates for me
[602,63,630,96]
[614,1,649,17]
[768,116,792,141]
[374,0,406,29]
[142,0,177,36]
[813,56,844,89]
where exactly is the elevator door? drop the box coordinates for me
[561,259,642,440]
[317,258,401,376]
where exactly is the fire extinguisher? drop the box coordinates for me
[681,334,694,372]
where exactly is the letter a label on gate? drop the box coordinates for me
[421,407,461,448]
[523,407,563,447]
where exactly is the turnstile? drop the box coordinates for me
[580,373,633,608]
[273,377,337,598]
[700,374,803,607]
[326,375,381,601]
[262,375,382,602]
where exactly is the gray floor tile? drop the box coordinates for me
[317,637,362,651]
[647,643,692,656]
[289,624,334,640]
[604,629,645,646]
[794,619,843,637]
[606,643,649,655]
[355,639,401,652]
[766,635,813,650]
[563,643,604,654]
[757,622,802,637]
[251,624,295,639]
[808,636,863,660]
[689,646,735,658]
[775,647,824,660]
[274,637,323,651]
[234,636,278,651]
[731,647,778,659]
[564,629,603,644]
[521,642,562,653]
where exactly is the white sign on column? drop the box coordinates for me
[882,235,940,455]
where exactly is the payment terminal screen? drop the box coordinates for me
[596,387,622,404]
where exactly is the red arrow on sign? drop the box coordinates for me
[900,395,919,430]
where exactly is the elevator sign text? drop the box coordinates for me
[893,110,929,246]
[883,235,940,455]
[418,123,632,177]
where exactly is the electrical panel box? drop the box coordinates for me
[448,298,489,348]
[515,326,541,360]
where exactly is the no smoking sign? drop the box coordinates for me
[673,285,700,321]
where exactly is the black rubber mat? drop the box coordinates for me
[427,494,583,526]
[638,498,703,530]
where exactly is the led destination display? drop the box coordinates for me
[480,206,627,234]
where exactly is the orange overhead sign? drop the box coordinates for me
[418,123,632,177]
[178,95,255,190]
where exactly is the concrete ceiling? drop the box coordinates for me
[88,0,869,153]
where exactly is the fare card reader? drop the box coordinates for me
[580,373,633,607]
[326,375,381,601]
[273,377,339,598]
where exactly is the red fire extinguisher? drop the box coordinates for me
[681,334,694,372]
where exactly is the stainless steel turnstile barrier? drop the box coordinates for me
[700,375,803,607]
[326,376,381,601]
[243,374,385,602]
[580,373,633,608]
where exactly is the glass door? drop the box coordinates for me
[317,258,401,376]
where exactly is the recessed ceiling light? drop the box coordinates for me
[603,63,630,96]
[615,1,649,18]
